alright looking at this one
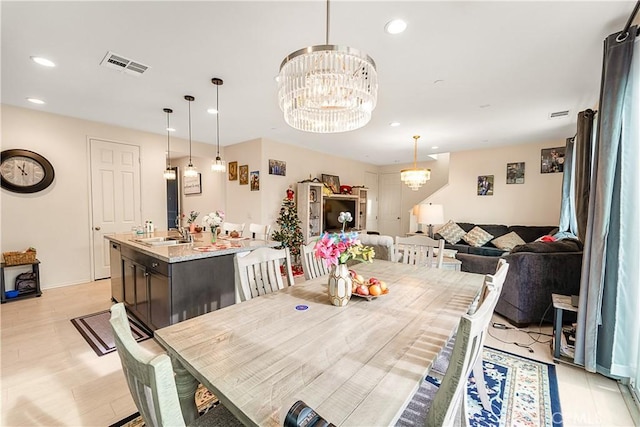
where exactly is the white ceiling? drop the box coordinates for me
[1,1,634,165]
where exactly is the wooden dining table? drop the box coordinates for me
[154,260,485,426]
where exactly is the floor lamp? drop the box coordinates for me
[418,203,444,238]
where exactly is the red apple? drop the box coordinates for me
[356,284,370,296]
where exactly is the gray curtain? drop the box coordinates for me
[558,137,578,238]
[574,110,596,241]
[574,26,637,372]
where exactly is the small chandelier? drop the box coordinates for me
[277,0,378,133]
[163,108,176,180]
[183,95,198,178]
[210,78,226,173]
[401,135,431,191]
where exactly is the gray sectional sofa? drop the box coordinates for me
[435,222,583,326]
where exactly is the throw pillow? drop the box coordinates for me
[435,221,466,245]
[462,226,494,248]
[491,231,526,251]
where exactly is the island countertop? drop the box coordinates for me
[106,231,279,263]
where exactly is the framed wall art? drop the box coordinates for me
[540,147,566,173]
[183,173,202,195]
[506,162,525,184]
[228,161,238,181]
[250,171,260,191]
[477,175,494,196]
[321,174,340,194]
[239,165,248,185]
[268,159,286,176]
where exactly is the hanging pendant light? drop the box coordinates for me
[183,95,198,178]
[401,135,431,191]
[163,108,176,180]
[277,0,378,133]
[210,78,226,173]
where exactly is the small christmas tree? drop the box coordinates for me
[272,188,304,265]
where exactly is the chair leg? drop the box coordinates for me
[472,356,491,412]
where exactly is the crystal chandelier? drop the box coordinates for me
[277,0,378,133]
[210,78,226,173]
[163,108,176,180]
[183,95,198,178]
[401,135,431,191]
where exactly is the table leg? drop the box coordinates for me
[171,356,199,424]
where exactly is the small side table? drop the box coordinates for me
[551,293,579,366]
[1,260,42,303]
[442,257,462,271]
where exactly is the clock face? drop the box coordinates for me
[1,149,55,193]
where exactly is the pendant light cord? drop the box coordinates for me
[216,83,220,157]
[325,0,330,45]
[188,98,193,163]
[413,135,420,168]
[166,112,171,168]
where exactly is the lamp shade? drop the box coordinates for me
[417,203,444,225]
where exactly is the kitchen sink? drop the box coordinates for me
[132,236,191,246]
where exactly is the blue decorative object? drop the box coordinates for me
[5,290,19,298]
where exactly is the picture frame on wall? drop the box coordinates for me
[239,165,248,185]
[477,175,494,196]
[183,173,202,195]
[506,162,525,184]
[228,161,238,181]
[250,171,260,191]
[540,147,566,174]
[268,159,286,176]
[321,174,340,194]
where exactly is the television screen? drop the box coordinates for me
[324,198,356,232]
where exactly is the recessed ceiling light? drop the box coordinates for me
[207,108,218,115]
[431,146,439,150]
[390,122,401,127]
[27,98,45,104]
[385,19,407,35]
[479,104,491,109]
[30,56,55,67]
[166,127,176,132]
[433,79,444,84]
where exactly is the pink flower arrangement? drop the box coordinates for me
[314,231,375,266]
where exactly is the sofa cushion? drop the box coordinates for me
[435,221,466,245]
[462,226,494,247]
[508,225,558,243]
[467,246,506,257]
[511,238,583,253]
[491,231,526,251]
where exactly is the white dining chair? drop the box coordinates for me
[235,247,294,301]
[395,235,445,268]
[109,303,242,427]
[300,241,331,280]
[248,223,271,240]
[222,222,245,236]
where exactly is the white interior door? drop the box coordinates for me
[378,173,402,238]
[364,171,379,232]
[90,139,141,280]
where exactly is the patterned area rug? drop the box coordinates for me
[398,347,562,427]
[109,385,219,427]
[70,309,152,357]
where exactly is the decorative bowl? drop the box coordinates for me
[5,290,19,299]
[194,225,203,233]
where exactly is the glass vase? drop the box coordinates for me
[328,263,352,307]
[211,227,218,244]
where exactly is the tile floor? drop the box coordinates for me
[0,280,636,426]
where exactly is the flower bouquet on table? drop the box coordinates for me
[203,210,225,243]
[314,212,376,306]
[186,210,200,224]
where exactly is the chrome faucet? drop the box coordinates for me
[178,226,193,242]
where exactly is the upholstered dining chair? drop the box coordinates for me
[109,303,242,427]
[222,222,245,236]
[395,235,445,268]
[397,265,507,426]
[248,223,271,240]
[300,241,331,280]
[235,247,294,301]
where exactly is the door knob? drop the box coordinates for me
[94,226,101,231]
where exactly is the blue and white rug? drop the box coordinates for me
[397,347,562,427]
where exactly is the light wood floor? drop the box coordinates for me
[0,280,635,426]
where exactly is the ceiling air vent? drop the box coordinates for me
[100,51,149,76]
[548,110,570,119]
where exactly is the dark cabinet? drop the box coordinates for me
[148,271,170,329]
[109,242,123,302]
[123,257,136,306]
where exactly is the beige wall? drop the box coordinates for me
[1,105,217,288]
[174,155,226,227]
[425,140,565,226]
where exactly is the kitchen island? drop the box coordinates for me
[106,232,279,330]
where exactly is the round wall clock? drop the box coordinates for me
[1,149,55,193]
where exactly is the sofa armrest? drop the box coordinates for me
[455,253,501,274]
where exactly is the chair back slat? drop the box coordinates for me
[223,222,245,235]
[300,241,331,280]
[235,247,294,301]
[249,223,271,240]
[395,235,445,269]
